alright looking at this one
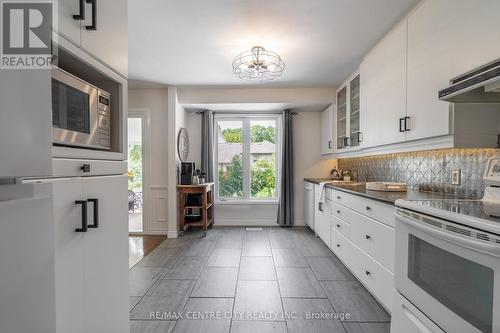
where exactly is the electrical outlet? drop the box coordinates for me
[451,169,461,185]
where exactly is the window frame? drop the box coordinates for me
[214,114,282,204]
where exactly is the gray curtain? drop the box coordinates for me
[201,110,214,181]
[277,110,294,226]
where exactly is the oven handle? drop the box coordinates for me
[396,211,500,256]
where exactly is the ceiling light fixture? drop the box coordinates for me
[232,46,285,81]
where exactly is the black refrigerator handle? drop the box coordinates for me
[85,0,97,30]
[75,200,88,232]
[87,199,99,228]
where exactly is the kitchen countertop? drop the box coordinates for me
[304,178,467,204]
[304,178,335,184]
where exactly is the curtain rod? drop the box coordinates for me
[196,110,298,115]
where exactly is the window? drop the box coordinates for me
[215,115,281,202]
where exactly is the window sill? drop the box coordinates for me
[215,200,279,206]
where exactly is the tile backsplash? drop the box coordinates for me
[337,149,500,198]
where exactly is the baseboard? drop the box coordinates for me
[129,231,168,236]
[167,229,179,238]
[215,219,306,227]
[215,220,279,227]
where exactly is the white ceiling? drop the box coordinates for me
[129,0,417,87]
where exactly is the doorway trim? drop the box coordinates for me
[128,108,151,234]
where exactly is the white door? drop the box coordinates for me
[360,21,407,147]
[80,0,128,76]
[315,202,331,247]
[51,177,86,333]
[83,175,129,333]
[0,184,55,333]
[320,105,333,154]
[406,0,500,141]
[57,0,82,46]
[0,70,52,178]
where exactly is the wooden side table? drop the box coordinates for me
[177,182,214,237]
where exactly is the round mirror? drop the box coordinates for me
[177,128,189,162]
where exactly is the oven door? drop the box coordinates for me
[395,209,500,333]
[52,68,99,149]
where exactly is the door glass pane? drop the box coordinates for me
[250,120,277,199]
[337,87,347,149]
[52,79,90,134]
[128,117,143,233]
[217,120,243,199]
[349,75,360,147]
[408,234,493,333]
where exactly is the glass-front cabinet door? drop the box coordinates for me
[336,87,347,149]
[349,75,361,147]
[335,72,361,151]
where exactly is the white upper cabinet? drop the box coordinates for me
[321,105,334,155]
[360,21,407,148]
[0,70,52,179]
[56,0,128,77]
[406,0,500,141]
[80,0,128,77]
[57,0,82,46]
[336,72,362,151]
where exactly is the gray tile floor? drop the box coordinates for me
[129,227,390,333]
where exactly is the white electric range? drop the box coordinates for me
[391,156,500,333]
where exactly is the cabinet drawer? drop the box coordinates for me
[330,228,350,265]
[330,209,351,239]
[348,238,394,312]
[349,210,395,272]
[330,188,395,228]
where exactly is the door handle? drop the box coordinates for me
[87,198,99,228]
[357,132,363,143]
[75,200,88,232]
[404,116,411,132]
[73,0,85,20]
[399,118,405,132]
[328,140,332,150]
[85,0,97,30]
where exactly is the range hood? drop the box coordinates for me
[439,59,500,103]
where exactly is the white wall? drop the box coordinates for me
[292,112,337,225]
[128,89,169,234]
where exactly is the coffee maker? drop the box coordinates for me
[180,162,195,185]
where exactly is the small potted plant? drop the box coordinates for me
[343,170,354,182]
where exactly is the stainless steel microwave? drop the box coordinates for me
[52,67,111,150]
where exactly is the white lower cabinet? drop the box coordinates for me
[48,175,129,333]
[322,188,395,313]
[315,200,331,247]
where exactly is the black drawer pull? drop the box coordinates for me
[404,116,411,132]
[337,210,341,214]
[336,224,340,228]
[365,270,371,276]
[337,196,341,199]
[75,200,88,232]
[336,244,340,248]
[87,198,99,228]
[366,206,371,211]
[81,164,91,173]
[365,235,371,240]
[85,0,97,30]
[73,0,85,20]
